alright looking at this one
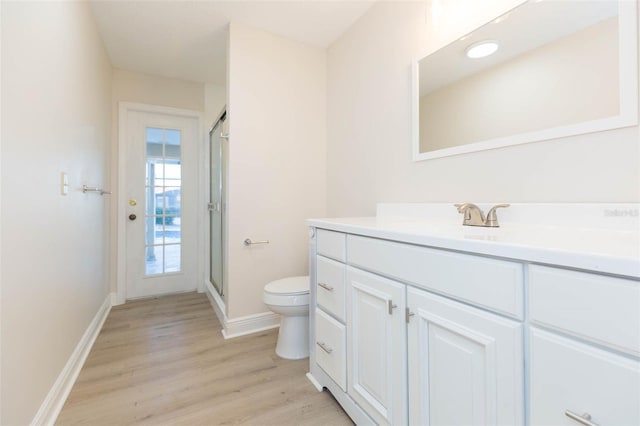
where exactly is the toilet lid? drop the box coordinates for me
[264,276,309,295]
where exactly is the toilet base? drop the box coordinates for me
[275,314,309,360]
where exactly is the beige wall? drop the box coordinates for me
[420,17,619,152]
[327,0,640,217]
[205,83,227,128]
[112,69,205,112]
[0,1,112,424]
[227,23,327,318]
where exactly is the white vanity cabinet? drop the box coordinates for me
[308,220,640,426]
[309,228,525,425]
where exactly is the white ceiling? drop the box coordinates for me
[90,0,376,85]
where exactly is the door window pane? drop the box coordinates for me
[145,216,159,246]
[165,244,181,273]
[145,185,157,216]
[145,246,163,276]
[144,127,182,275]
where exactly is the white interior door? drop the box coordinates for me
[124,108,199,299]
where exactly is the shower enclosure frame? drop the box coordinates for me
[208,107,227,297]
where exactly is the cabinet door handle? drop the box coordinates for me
[565,410,599,426]
[318,282,334,291]
[406,308,415,323]
[388,300,398,315]
[316,341,333,354]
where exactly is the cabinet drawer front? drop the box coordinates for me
[317,256,346,322]
[529,265,640,355]
[317,229,346,262]
[530,328,640,426]
[315,309,346,391]
[347,235,524,318]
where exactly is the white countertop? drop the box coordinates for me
[308,203,640,278]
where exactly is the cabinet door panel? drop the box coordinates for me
[347,267,407,426]
[429,319,496,425]
[408,287,524,426]
[530,327,640,426]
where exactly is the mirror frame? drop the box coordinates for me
[412,0,638,162]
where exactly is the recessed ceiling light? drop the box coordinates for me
[465,40,499,59]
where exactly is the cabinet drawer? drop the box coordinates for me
[347,235,524,318]
[317,255,346,322]
[530,328,640,426]
[315,309,346,391]
[529,265,640,355]
[317,229,346,262]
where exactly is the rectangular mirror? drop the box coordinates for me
[412,0,638,161]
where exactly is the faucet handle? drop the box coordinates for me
[454,203,485,226]
[485,204,510,227]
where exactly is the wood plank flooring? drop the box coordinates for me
[56,292,352,426]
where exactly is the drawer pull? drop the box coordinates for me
[316,341,333,354]
[388,300,398,315]
[318,282,334,291]
[565,410,599,426]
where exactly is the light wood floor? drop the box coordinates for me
[56,292,352,426]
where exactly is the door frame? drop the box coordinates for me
[116,102,203,304]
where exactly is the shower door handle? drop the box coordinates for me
[208,202,220,212]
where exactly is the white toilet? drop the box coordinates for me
[263,275,310,360]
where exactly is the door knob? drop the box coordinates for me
[129,214,137,221]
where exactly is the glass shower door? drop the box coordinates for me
[209,111,226,296]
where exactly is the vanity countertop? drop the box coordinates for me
[308,204,640,278]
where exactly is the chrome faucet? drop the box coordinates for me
[455,203,510,227]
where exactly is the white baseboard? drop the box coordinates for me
[203,280,280,339]
[110,292,123,306]
[222,312,281,339]
[204,280,226,327]
[31,293,112,426]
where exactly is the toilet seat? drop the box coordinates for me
[264,276,309,295]
[263,276,309,306]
